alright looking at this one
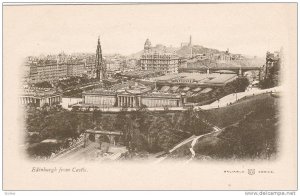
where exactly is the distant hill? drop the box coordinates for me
[130,44,242,58]
[177,45,221,58]
[129,44,265,68]
[128,50,144,59]
[187,57,265,68]
[129,44,179,59]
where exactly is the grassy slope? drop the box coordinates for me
[168,93,279,160]
[206,93,279,128]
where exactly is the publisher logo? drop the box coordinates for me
[248,169,255,175]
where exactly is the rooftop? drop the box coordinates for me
[143,91,182,98]
[83,89,116,95]
[84,82,152,95]
[204,74,237,84]
[150,73,221,81]
[20,88,61,98]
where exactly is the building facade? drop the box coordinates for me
[83,89,117,107]
[19,88,62,107]
[140,52,179,75]
[27,37,106,84]
[67,62,86,77]
[61,97,83,109]
[29,60,89,83]
[29,62,68,83]
[260,49,282,86]
[81,83,185,108]
[140,39,180,75]
[141,92,183,107]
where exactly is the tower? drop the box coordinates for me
[226,48,229,54]
[95,36,106,81]
[189,35,192,46]
[144,38,152,53]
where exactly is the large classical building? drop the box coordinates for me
[81,82,186,108]
[19,88,62,107]
[140,39,180,75]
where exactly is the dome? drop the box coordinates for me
[144,38,152,50]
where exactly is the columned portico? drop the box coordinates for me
[82,82,185,109]
[19,94,61,107]
[117,95,138,108]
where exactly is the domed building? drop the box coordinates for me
[141,38,180,75]
[144,38,152,52]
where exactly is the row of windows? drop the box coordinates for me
[140,60,179,63]
[84,96,116,106]
[141,56,178,59]
[142,65,178,68]
[142,98,179,107]
[83,95,181,107]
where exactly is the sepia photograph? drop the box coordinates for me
[2,2,297,191]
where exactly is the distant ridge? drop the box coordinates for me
[130,44,244,59]
[128,44,264,68]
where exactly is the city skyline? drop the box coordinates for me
[5,4,289,58]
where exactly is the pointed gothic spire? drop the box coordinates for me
[95,36,105,81]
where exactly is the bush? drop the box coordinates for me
[27,142,63,157]
[34,81,52,88]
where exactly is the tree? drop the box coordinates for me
[92,109,102,126]
[34,81,52,88]
[71,106,80,112]
[215,100,278,159]
[180,108,211,135]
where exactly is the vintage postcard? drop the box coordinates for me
[2,3,297,190]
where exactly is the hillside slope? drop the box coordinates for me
[167,93,279,161]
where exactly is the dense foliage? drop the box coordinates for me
[113,107,212,152]
[24,104,213,157]
[56,76,98,90]
[34,81,52,88]
[193,94,279,160]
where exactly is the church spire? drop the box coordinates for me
[96,36,105,81]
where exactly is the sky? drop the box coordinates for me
[4,3,295,58]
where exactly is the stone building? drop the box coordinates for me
[144,38,152,53]
[81,82,186,108]
[141,92,184,107]
[140,39,180,75]
[19,88,62,107]
[260,49,282,87]
[83,89,117,107]
[29,61,68,83]
[29,59,88,83]
[27,36,106,84]
[67,62,86,77]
